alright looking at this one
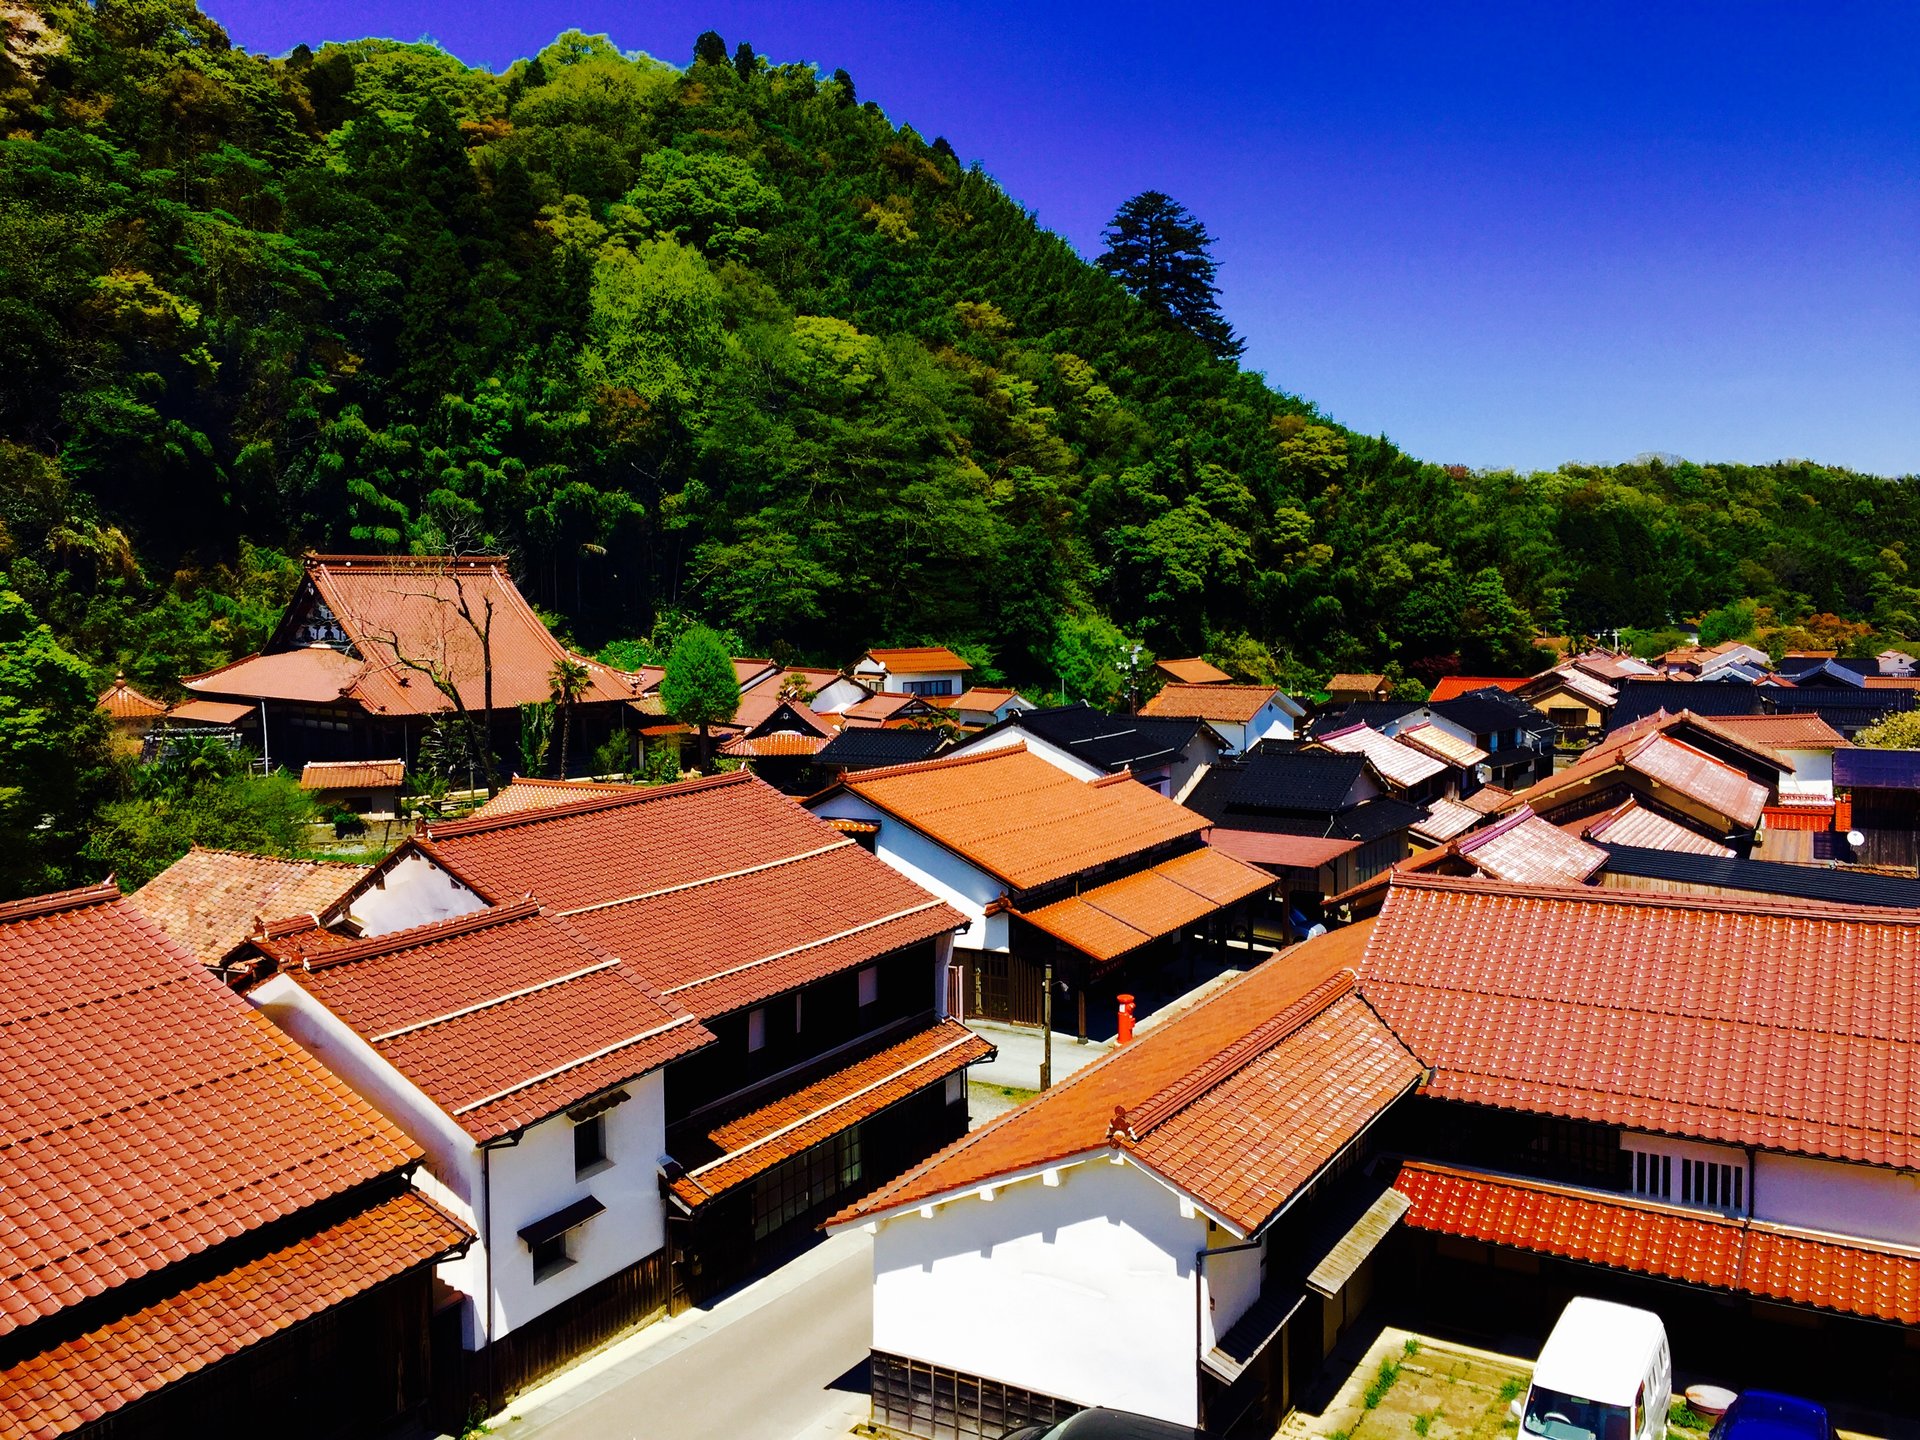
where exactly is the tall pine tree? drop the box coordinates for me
[1096,192,1243,360]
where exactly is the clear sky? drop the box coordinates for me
[203,1,1920,476]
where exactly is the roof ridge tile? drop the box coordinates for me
[0,881,121,924]
[425,770,751,839]
[1116,971,1357,1141]
[842,739,1029,785]
[302,897,543,970]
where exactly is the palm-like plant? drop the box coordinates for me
[549,657,591,776]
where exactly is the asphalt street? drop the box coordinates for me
[486,1229,873,1440]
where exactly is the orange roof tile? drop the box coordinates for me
[1455,806,1608,885]
[130,848,370,965]
[1140,683,1287,725]
[397,772,965,1019]
[1155,658,1233,685]
[1426,677,1530,703]
[1709,713,1848,749]
[282,900,713,1141]
[1461,784,1513,814]
[720,731,828,758]
[1395,1162,1920,1326]
[1411,797,1486,844]
[165,698,254,725]
[835,921,1405,1231]
[1325,673,1387,692]
[670,1020,992,1208]
[1207,830,1360,870]
[1504,727,1767,828]
[0,885,420,1339]
[94,675,166,720]
[298,759,404,791]
[1014,846,1271,962]
[1359,875,1920,1166]
[189,557,648,717]
[1396,722,1489,769]
[862,646,972,674]
[830,745,1210,891]
[0,1190,468,1440]
[1578,799,1734,856]
[468,776,641,819]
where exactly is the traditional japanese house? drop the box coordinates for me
[1138,684,1305,752]
[948,700,1229,799]
[179,554,648,777]
[0,883,469,1440]
[808,745,1272,1040]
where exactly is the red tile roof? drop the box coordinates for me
[1155,658,1233,686]
[1358,874,1920,1167]
[400,772,964,1019]
[1709,713,1848,750]
[862,646,972,675]
[279,900,712,1141]
[731,683,835,736]
[298,759,404,791]
[1410,798,1486,844]
[1461,785,1513,814]
[841,691,940,727]
[1577,799,1734,856]
[826,744,1210,892]
[468,776,641,819]
[1326,674,1387,692]
[835,921,1415,1233]
[1208,829,1361,870]
[1395,1162,1920,1327]
[0,1190,467,1440]
[94,676,166,720]
[1140,683,1287,725]
[0,884,421,1338]
[1013,846,1271,962]
[130,848,370,966]
[1454,806,1608,885]
[1504,727,1767,828]
[670,1020,992,1209]
[165,698,254,725]
[720,731,829,758]
[1426,677,1530,703]
[187,557,647,717]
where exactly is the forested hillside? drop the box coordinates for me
[4,0,1919,712]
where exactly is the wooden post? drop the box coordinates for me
[1077,987,1087,1045]
[1041,956,1054,1091]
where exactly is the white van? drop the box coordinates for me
[1520,1297,1672,1440]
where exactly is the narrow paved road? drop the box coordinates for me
[489,1230,873,1440]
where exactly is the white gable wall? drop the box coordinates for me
[343,849,489,937]
[870,1158,1210,1426]
[947,727,1105,783]
[1776,747,1834,798]
[249,971,671,1348]
[808,793,1009,950]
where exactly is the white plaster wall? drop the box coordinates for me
[949,728,1104,782]
[250,975,671,1346]
[871,1157,1207,1426]
[1754,1152,1920,1247]
[1200,1227,1263,1350]
[809,794,1007,950]
[249,974,492,1336]
[344,849,488,936]
[1776,749,1834,798]
[811,677,873,714]
[487,1072,669,1338]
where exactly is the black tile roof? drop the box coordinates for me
[1432,692,1553,738]
[1306,701,1421,739]
[1599,843,1920,909]
[1833,748,1920,790]
[1220,750,1374,813]
[1192,796,1428,845]
[816,728,949,768]
[1610,679,1917,734]
[966,702,1206,773]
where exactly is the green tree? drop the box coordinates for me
[1096,192,1243,360]
[1853,712,1920,750]
[0,583,111,897]
[518,700,554,776]
[548,655,591,775]
[660,624,740,769]
[692,30,728,67]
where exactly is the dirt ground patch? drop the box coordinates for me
[1285,1327,1528,1440]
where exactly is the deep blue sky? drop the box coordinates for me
[205,2,1920,476]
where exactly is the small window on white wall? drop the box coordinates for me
[858,966,879,1007]
[747,1006,767,1052]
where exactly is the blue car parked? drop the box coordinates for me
[1708,1392,1837,1440]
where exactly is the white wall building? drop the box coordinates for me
[1137,684,1305,754]
[854,646,974,697]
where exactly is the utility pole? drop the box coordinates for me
[1040,956,1053,1090]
